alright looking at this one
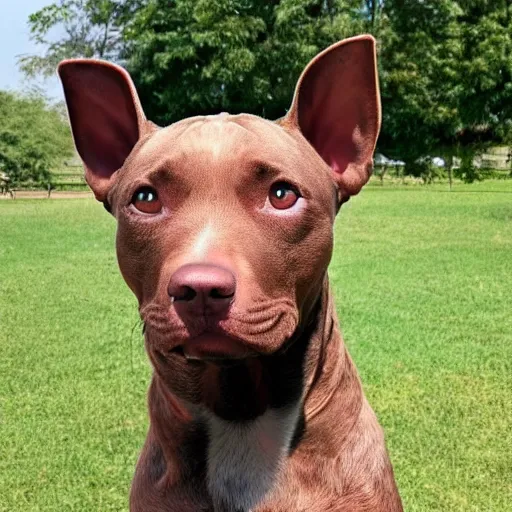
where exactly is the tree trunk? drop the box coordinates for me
[380,164,388,185]
[446,154,453,191]
[366,1,381,32]
[372,1,379,30]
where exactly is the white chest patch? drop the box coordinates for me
[205,403,301,511]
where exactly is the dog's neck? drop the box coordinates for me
[301,279,364,454]
[145,278,365,510]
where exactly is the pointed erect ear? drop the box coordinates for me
[285,35,381,203]
[58,59,148,202]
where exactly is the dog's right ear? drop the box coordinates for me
[58,59,149,202]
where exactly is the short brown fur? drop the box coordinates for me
[58,35,403,511]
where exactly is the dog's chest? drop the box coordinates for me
[203,404,301,512]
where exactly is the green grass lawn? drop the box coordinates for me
[1,182,511,511]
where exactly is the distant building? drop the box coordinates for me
[475,146,510,170]
[375,146,511,172]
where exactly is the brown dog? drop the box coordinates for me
[58,35,403,512]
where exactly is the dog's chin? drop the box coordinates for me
[147,329,293,421]
[150,343,269,421]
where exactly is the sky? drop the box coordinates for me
[0,0,62,99]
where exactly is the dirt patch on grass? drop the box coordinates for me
[0,190,93,200]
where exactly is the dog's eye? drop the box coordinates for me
[131,187,162,214]
[269,182,300,210]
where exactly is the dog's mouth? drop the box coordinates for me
[141,297,299,359]
[170,332,258,362]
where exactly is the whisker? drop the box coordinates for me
[129,319,145,372]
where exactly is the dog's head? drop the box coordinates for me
[58,36,380,415]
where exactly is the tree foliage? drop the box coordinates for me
[18,0,512,182]
[380,0,512,180]
[0,92,73,186]
[18,0,138,78]
[122,0,366,124]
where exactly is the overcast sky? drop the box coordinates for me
[0,0,62,98]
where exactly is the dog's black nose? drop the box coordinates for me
[168,264,236,318]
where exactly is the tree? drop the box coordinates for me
[122,0,365,125]
[0,91,73,187]
[19,0,367,124]
[379,0,512,182]
[452,1,512,181]
[18,0,138,78]
[20,0,512,183]
[378,1,463,159]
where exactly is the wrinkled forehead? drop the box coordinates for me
[129,113,323,183]
[141,114,294,157]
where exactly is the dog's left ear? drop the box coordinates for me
[285,35,381,204]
